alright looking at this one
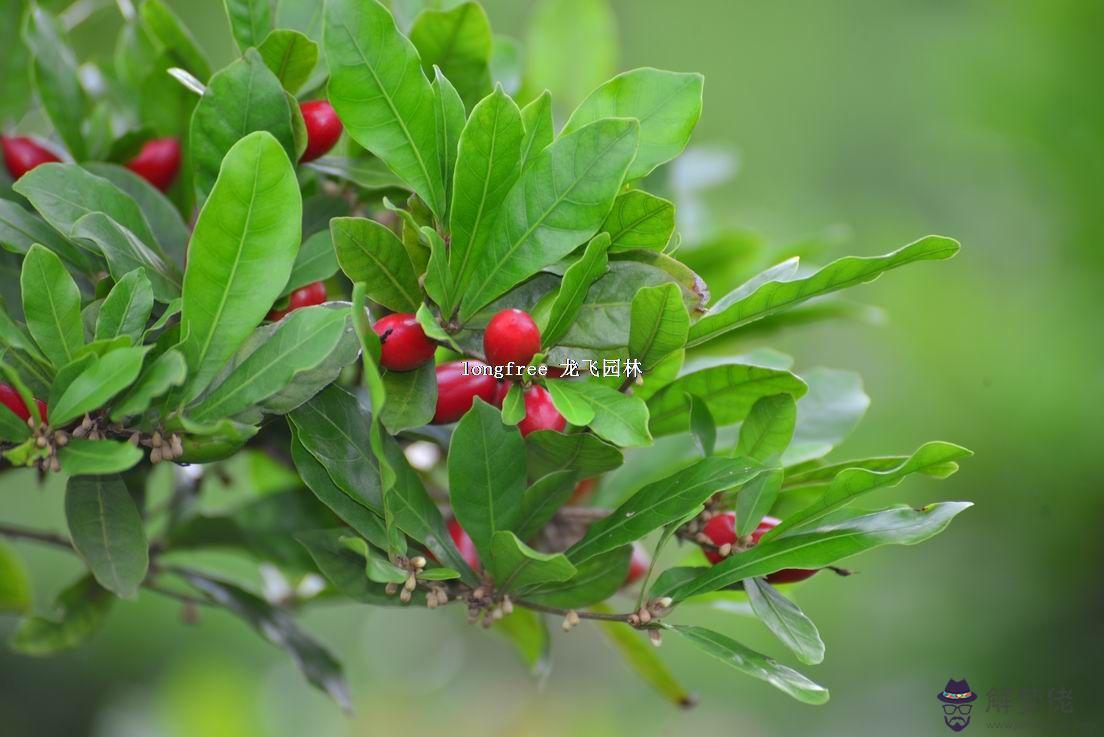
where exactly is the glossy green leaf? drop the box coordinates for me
[545,381,595,426]
[745,577,825,665]
[595,609,696,708]
[190,307,347,422]
[567,456,762,564]
[306,156,410,192]
[545,381,651,447]
[257,29,319,93]
[564,68,703,180]
[338,536,407,583]
[22,6,87,160]
[458,118,640,321]
[447,87,524,313]
[50,346,148,427]
[519,91,553,168]
[661,502,973,602]
[541,233,610,348]
[64,475,149,598]
[189,50,298,200]
[763,441,973,541]
[525,0,616,113]
[782,455,960,492]
[431,67,466,215]
[9,576,112,656]
[82,163,189,267]
[140,0,212,81]
[525,428,623,478]
[109,349,187,421]
[525,545,631,608]
[735,393,797,464]
[602,189,675,251]
[324,0,445,217]
[513,470,578,542]
[0,402,31,442]
[224,0,273,51]
[380,362,437,433]
[686,393,716,457]
[409,2,493,109]
[489,531,576,590]
[0,200,101,275]
[295,529,397,606]
[782,368,869,466]
[180,131,301,400]
[629,282,689,371]
[72,213,183,301]
[687,236,961,348]
[179,569,350,710]
[58,439,144,476]
[331,217,421,313]
[669,625,829,705]
[281,230,339,297]
[448,398,526,562]
[735,467,783,538]
[0,540,31,614]
[95,270,154,344]
[647,364,807,437]
[499,381,525,425]
[20,245,84,367]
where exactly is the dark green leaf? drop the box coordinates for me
[58,439,144,476]
[22,6,87,160]
[257,29,319,93]
[629,282,689,371]
[0,200,101,275]
[735,393,797,463]
[735,468,783,538]
[431,67,466,215]
[686,393,716,457]
[513,470,577,541]
[525,545,630,608]
[744,577,825,665]
[331,217,421,313]
[64,475,148,598]
[669,625,828,705]
[95,270,154,344]
[9,576,112,656]
[82,163,190,267]
[525,430,623,478]
[72,213,183,301]
[0,402,31,442]
[489,531,576,590]
[280,231,338,298]
[540,233,610,348]
[601,189,675,251]
[20,245,83,367]
[545,381,651,447]
[109,349,186,421]
[296,529,397,605]
[410,2,493,109]
[49,346,148,426]
[567,457,762,564]
[140,0,212,81]
[381,362,437,433]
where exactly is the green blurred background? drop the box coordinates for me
[2,0,1101,735]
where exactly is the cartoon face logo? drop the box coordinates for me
[937,678,977,731]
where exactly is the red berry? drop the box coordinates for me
[373,313,435,371]
[432,361,497,424]
[701,512,818,584]
[1,136,60,179]
[625,542,650,585]
[267,281,327,321]
[516,385,565,437]
[0,383,47,423]
[483,309,541,368]
[448,518,480,571]
[300,100,343,162]
[568,477,597,504]
[125,138,181,191]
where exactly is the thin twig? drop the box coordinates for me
[143,582,214,608]
[515,599,635,622]
[0,523,72,550]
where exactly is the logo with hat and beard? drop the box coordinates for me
[937,678,977,731]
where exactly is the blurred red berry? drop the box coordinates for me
[125,138,181,191]
[1,136,60,179]
[300,100,343,162]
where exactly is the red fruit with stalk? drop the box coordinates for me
[299,100,343,162]
[701,512,818,584]
[483,308,541,368]
[373,313,436,371]
[432,361,497,424]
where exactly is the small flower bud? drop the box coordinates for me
[426,593,438,609]
[151,431,163,447]
[566,610,580,626]
[26,417,36,430]
[481,612,494,629]
[171,434,184,457]
[128,432,141,446]
[399,588,412,603]
[501,596,513,614]
[562,616,573,632]
[649,629,663,648]
[492,606,504,621]
[628,613,640,626]
[403,574,417,592]
[656,597,673,609]
[35,435,47,448]
[150,447,162,464]
[54,431,68,447]
[410,556,427,570]
[435,588,448,605]
[639,608,652,625]
[385,583,398,596]
[49,456,61,473]
[718,543,732,557]
[472,586,485,600]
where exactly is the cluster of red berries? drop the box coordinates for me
[700,512,818,583]
[0,384,47,425]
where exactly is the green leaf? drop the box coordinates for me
[567,457,763,564]
[109,349,187,421]
[380,362,437,433]
[686,393,716,457]
[95,270,154,344]
[72,213,183,301]
[545,381,651,448]
[331,217,421,313]
[295,529,397,605]
[525,0,617,113]
[545,381,596,426]
[541,233,610,348]
[0,540,32,614]
[519,91,553,169]
[306,156,410,192]
[595,608,696,708]
[0,402,31,442]
[782,368,869,466]
[58,439,144,476]
[687,236,961,348]
[257,29,319,93]
[564,68,703,181]
[447,87,524,313]
[22,6,87,160]
[458,118,640,321]
[669,625,828,705]
[782,455,960,492]
[661,502,973,602]
[629,282,689,371]
[525,545,630,608]
[494,608,550,678]
[290,385,382,512]
[189,49,298,201]
[281,230,339,297]
[513,470,578,542]
[735,467,783,539]
[224,0,273,51]
[337,536,407,584]
[744,577,825,666]
[763,441,973,541]
[601,189,675,251]
[324,0,446,218]
[525,428,623,478]
[189,307,347,422]
[178,570,350,710]
[735,393,798,463]
[20,245,83,367]
[9,576,112,656]
[489,531,576,590]
[448,398,526,562]
[0,200,101,276]
[140,0,212,81]
[647,364,807,437]
[499,382,525,425]
[431,67,466,215]
[13,163,160,248]
[409,2,493,109]
[64,475,149,598]
[181,131,302,400]
[49,346,148,427]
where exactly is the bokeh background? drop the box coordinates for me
[2,0,1101,735]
